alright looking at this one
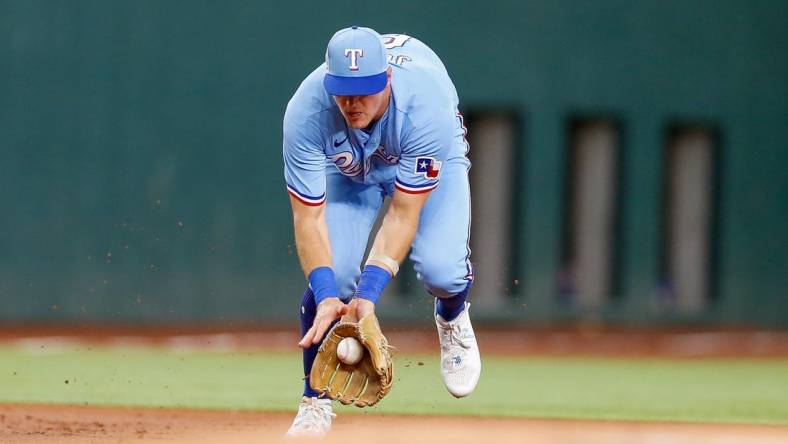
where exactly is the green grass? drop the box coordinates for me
[1,345,787,425]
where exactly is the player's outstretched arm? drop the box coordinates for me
[289,195,332,275]
[368,189,431,271]
[348,189,432,311]
[289,196,348,348]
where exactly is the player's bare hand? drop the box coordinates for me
[298,297,348,348]
[340,298,376,324]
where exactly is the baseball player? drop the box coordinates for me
[283,26,481,437]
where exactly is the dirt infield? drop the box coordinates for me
[1,403,787,444]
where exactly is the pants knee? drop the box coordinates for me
[415,258,468,298]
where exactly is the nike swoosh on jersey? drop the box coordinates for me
[333,136,348,147]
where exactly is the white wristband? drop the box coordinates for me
[366,254,399,277]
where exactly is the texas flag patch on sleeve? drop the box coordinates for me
[415,157,442,179]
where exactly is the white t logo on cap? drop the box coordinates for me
[344,49,363,71]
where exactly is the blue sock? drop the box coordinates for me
[299,288,321,398]
[300,288,343,398]
[436,283,471,322]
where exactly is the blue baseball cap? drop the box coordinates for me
[324,26,389,96]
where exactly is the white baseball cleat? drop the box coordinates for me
[285,396,336,438]
[435,301,481,398]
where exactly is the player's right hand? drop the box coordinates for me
[298,297,348,348]
[340,298,376,324]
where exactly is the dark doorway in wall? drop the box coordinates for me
[559,117,622,309]
[658,124,720,313]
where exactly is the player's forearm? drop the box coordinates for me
[368,204,420,268]
[292,200,332,274]
[293,211,332,275]
[290,196,339,305]
[354,191,430,305]
[368,190,430,270]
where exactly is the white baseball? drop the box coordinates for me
[337,337,364,365]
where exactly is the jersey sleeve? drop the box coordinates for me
[395,110,454,194]
[283,112,327,206]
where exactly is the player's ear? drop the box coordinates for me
[386,66,392,82]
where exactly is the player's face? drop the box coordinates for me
[334,69,392,129]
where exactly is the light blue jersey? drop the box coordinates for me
[283,32,473,300]
[283,34,469,205]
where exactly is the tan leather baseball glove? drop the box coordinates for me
[309,314,393,407]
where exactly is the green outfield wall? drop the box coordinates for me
[1,1,786,325]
